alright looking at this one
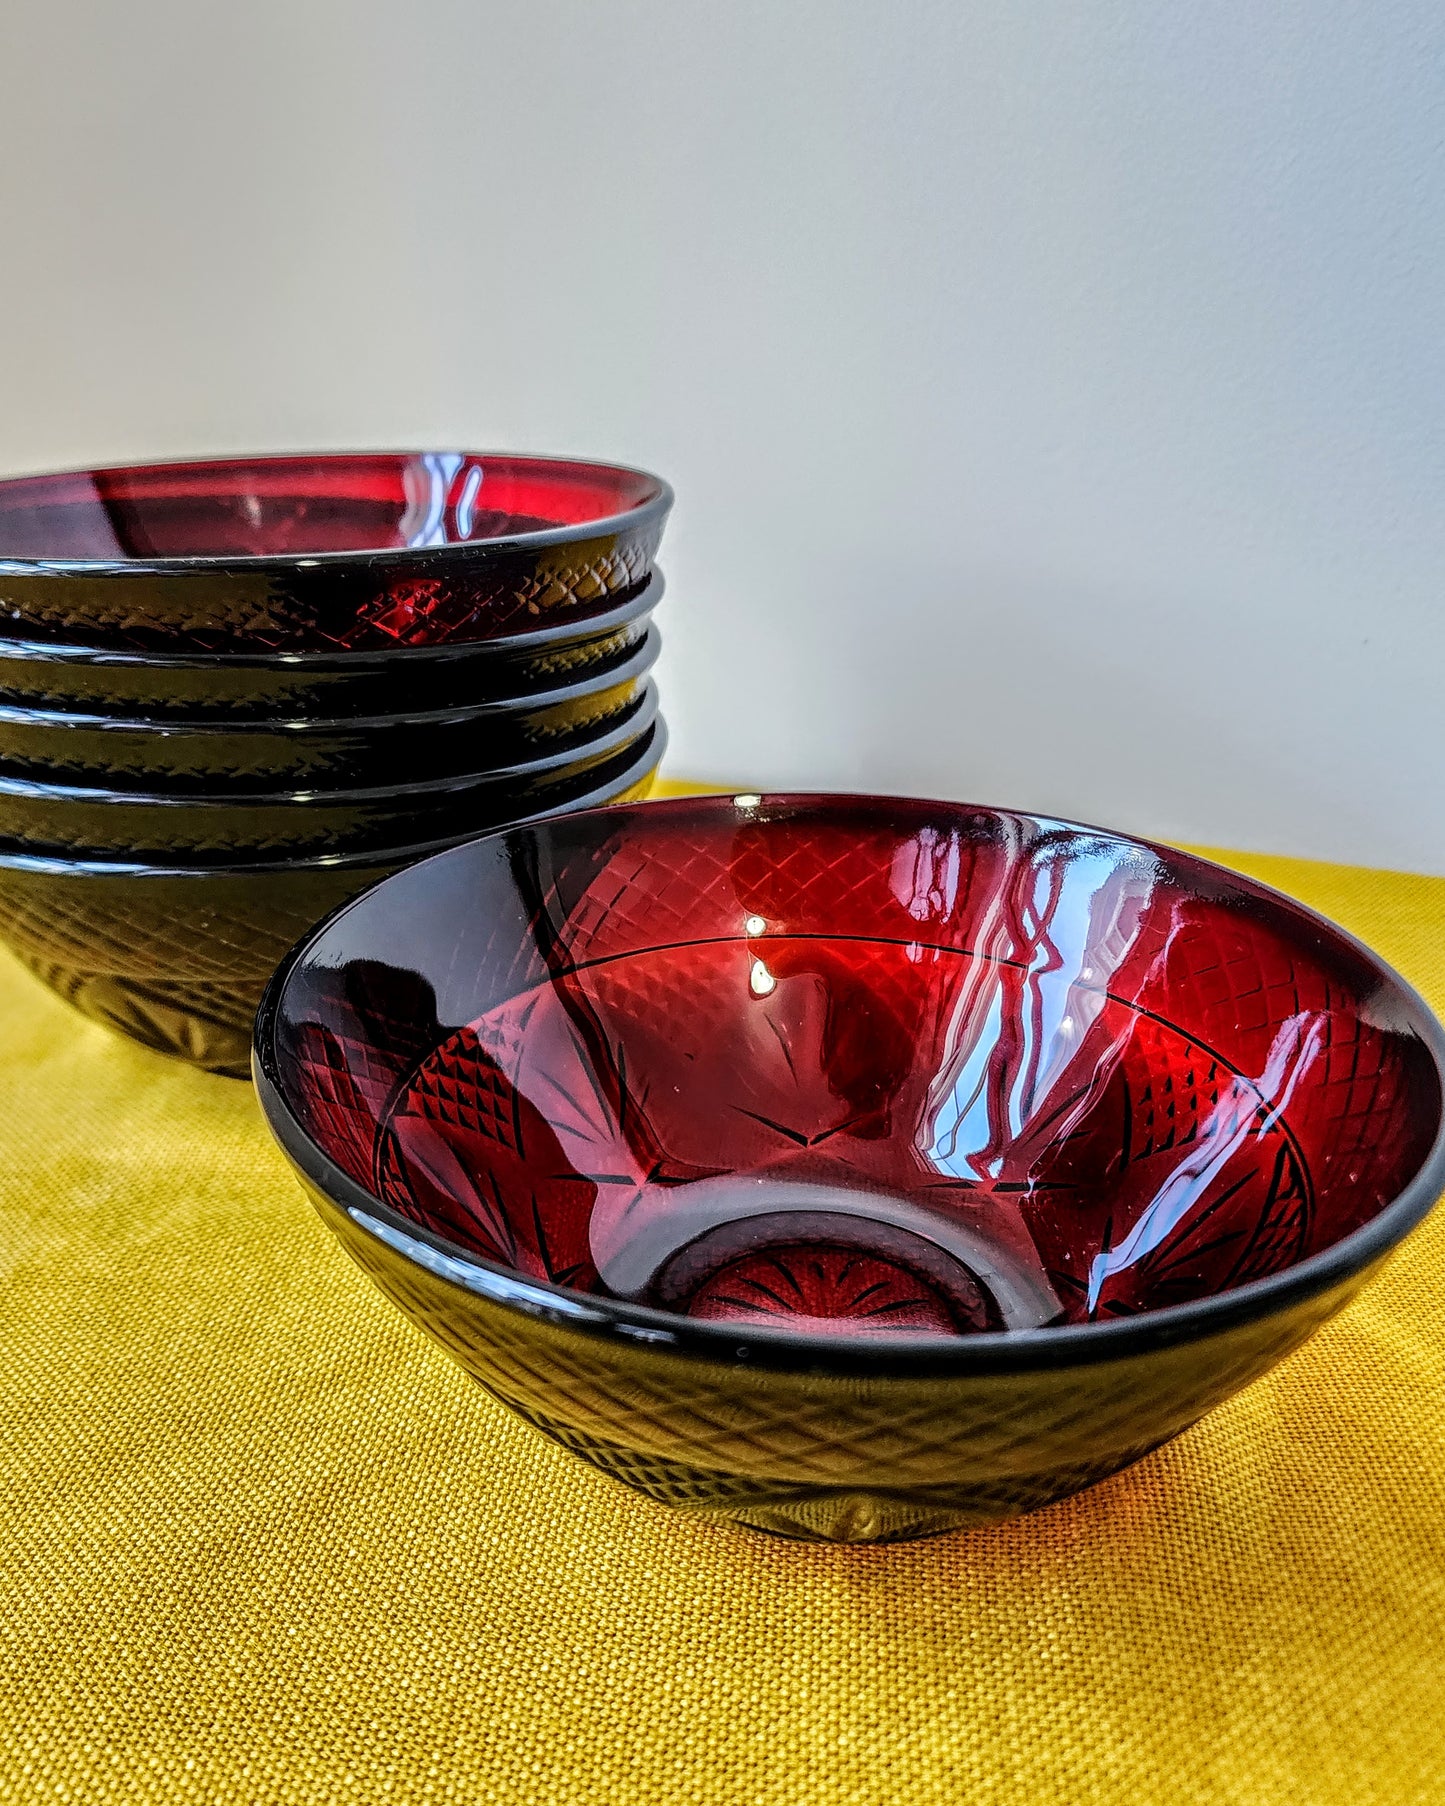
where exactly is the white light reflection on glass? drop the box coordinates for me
[1084,1015,1325,1312]
[400,452,465,548]
[453,462,483,540]
[890,826,962,923]
[749,957,777,997]
[920,831,1156,1183]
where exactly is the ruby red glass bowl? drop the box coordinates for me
[0,580,658,719]
[0,451,671,653]
[253,795,1445,1543]
[0,628,659,791]
[0,724,664,1078]
[0,683,658,858]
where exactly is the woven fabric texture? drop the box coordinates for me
[2,782,1444,1805]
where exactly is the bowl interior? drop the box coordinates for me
[0,453,664,563]
[265,796,1445,1340]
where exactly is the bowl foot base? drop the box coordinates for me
[14,956,254,1077]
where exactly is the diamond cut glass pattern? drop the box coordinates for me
[0,734,663,1076]
[0,452,671,653]
[257,796,1445,1540]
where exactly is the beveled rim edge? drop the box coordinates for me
[0,626,661,735]
[0,723,666,877]
[0,682,659,808]
[0,570,663,671]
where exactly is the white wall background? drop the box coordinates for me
[0,0,1441,870]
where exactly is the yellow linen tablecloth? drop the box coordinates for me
[2,782,1444,1805]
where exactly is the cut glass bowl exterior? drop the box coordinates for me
[0,727,664,1075]
[254,794,1445,1543]
[0,575,659,719]
[0,452,671,652]
[0,629,659,791]
[0,685,658,858]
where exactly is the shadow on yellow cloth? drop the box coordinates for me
[2,779,1443,1804]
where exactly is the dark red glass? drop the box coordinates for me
[0,583,657,719]
[0,684,658,858]
[0,454,657,559]
[0,628,659,791]
[265,796,1445,1340]
[0,724,664,1077]
[0,452,670,653]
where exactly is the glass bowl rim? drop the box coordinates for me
[0,624,660,737]
[250,791,1445,1378]
[0,448,674,575]
[0,568,661,674]
[0,684,658,808]
[0,721,666,878]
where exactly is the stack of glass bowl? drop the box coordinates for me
[0,450,671,1075]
